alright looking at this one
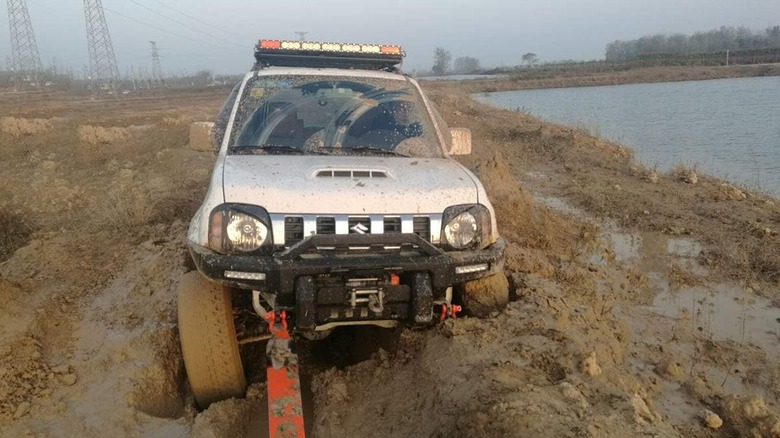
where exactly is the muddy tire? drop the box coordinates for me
[461,273,510,318]
[177,272,246,409]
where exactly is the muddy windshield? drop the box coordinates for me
[227,75,443,158]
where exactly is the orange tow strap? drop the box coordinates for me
[264,311,306,438]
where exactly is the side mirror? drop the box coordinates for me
[189,122,215,153]
[448,128,472,155]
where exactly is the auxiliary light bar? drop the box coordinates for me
[254,39,403,70]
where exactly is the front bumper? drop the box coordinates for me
[189,233,505,327]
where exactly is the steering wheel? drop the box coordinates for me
[250,102,299,146]
[321,98,379,148]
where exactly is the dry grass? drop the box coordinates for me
[448,64,780,94]
[0,102,212,256]
[0,208,34,263]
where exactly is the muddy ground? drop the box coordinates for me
[0,86,778,437]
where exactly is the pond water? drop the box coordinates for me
[475,76,780,196]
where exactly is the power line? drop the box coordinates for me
[100,4,243,51]
[126,0,245,49]
[146,0,250,43]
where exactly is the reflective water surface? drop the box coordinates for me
[476,76,780,196]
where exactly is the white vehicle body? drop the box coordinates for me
[177,40,510,412]
[187,68,499,249]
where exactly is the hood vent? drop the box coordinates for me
[316,169,388,179]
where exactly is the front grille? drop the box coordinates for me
[284,217,304,245]
[271,214,441,247]
[384,217,402,233]
[316,217,336,234]
[413,217,431,241]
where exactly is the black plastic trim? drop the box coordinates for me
[189,234,505,302]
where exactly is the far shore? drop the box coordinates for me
[435,63,780,93]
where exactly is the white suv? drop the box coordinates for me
[178,40,509,407]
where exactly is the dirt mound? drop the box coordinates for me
[189,122,214,152]
[77,125,132,145]
[719,395,780,437]
[0,117,53,137]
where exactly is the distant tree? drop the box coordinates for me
[452,56,481,74]
[521,52,538,66]
[604,25,780,61]
[432,48,451,76]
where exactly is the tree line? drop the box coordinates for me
[606,25,780,61]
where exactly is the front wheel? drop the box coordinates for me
[177,272,247,409]
[460,273,510,318]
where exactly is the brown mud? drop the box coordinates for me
[0,88,778,437]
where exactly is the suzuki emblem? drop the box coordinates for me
[350,222,369,234]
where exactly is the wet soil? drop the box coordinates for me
[0,88,778,437]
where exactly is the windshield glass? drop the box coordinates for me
[227,75,443,158]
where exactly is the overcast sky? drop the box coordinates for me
[2,0,779,76]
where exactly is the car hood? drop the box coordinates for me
[221,155,478,214]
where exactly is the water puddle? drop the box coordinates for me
[608,233,642,264]
[650,281,779,350]
[535,192,779,352]
[666,238,702,258]
[535,195,584,218]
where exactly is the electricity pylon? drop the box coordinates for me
[6,0,43,88]
[150,41,164,86]
[83,0,119,95]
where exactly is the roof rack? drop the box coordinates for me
[254,39,404,70]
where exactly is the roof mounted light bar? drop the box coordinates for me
[254,39,404,70]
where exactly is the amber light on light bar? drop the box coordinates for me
[259,40,281,49]
[380,46,401,55]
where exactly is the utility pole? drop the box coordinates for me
[6,0,43,89]
[150,41,164,87]
[83,0,119,95]
[294,31,308,42]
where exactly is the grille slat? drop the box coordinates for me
[384,217,402,233]
[316,217,336,234]
[413,217,431,242]
[284,216,304,245]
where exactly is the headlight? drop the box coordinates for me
[441,204,491,250]
[444,211,477,249]
[226,213,268,252]
[209,205,273,254]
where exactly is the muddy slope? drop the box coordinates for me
[1,90,778,437]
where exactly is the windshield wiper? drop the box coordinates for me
[347,146,410,157]
[231,144,327,155]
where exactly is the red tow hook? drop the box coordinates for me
[439,304,463,321]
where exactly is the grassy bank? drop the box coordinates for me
[450,63,780,93]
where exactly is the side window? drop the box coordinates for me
[211,82,242,151]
